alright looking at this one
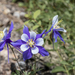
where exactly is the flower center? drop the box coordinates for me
[28,39,35,47]
[53,20,62,29]
[0,31,4,41]
[55,26,60,29]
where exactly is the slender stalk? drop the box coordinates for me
[49,36,52,44]
[11,45,22,54]
[34,55,36,75]
[9,45,21,71]
[56,50,69,75]
[52,32,69,75]
[52,32,54,50]
[53,0,56,7]
[7,44,9,63]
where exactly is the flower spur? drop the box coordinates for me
[0,22,13,63]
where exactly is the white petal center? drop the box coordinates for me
[20,44,29,51]
[3,28,7,36]
[30,31,36,40]
[52,15,58,27]
[31,47,39,54]
[21,34,29,42]
[35,38,44,46]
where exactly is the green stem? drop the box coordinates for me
[52,36,69,75]
[56,50,70,75]
[34,55,36,75]
[9,45,21,71]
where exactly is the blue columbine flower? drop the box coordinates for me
[11,26,49,61]
[46,15,66,43]
[0,22,13,62]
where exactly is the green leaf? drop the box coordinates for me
[32,21,41,30]
[11,72,17,75]
[73,67,75,69]
[24,20,30,25]
[32,25,40,30]
[23,71,27,75]
[11,70,20,75]
[68,67,73,71]
[12,0,16,2]
[38,21,41,25]
[18,2,24,7]
[52,66,65,73]
[60,61,69,65]
[69,58,75,63]
[25,14,32,18]
[23,71,31,75]
[45,62,54,67]
[33,10,41,19]
[16,70,20,75]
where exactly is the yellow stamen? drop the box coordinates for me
[0,31,4,40]
[53,19,63,28]
[28,39,34,47]
[55,26,60,29]
[29,39,30,41]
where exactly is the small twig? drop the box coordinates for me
[52,32,54,50]
[34,55,36,75]
[56,49,70,75]
[9,45,21,71]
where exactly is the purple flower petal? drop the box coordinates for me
[44,26,53,37]
[30,31,36,40]
[11,39,24,53]
[38,46,49,56]
[48,25,53,32]
[31,47,39,54]
[20,44,29,51]
[7,44,9,63]
[23,48,33,61]
[53,31,57,42]
[11,39,25,47]
[6,39,12,44]
[36,30,46,39]
[35,38,44,46]
[55,28,67,32]
[9,22,14,33]
[21,34,29,42]
[0,41,5,51]
[56,31,65,43]
[23,26,30,37]
[7,22,14,39]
